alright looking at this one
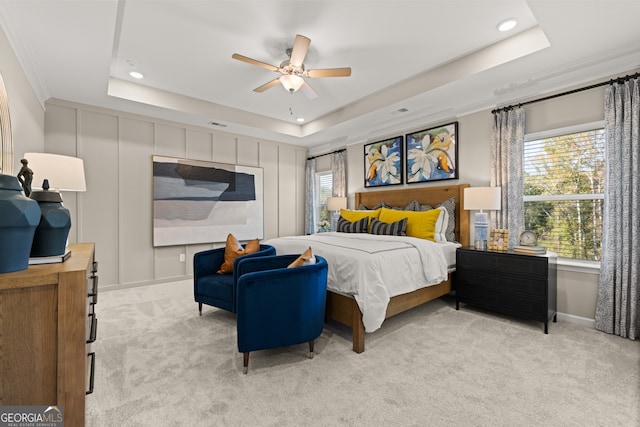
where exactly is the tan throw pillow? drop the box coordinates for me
[287,247,316,268]
[217,234,260,274]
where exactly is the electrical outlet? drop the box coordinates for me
[179,253,186,262]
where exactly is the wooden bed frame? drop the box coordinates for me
[325,183,470,353]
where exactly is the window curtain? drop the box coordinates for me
[304,158,316,235]
[331,150,346,198]
[0,73,13,174]
[595,78,639,340]
[490,108,525,248]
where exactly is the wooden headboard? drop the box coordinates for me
[354,183,470,247]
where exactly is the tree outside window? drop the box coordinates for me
[316,171,333,232]
[523,125,605,261]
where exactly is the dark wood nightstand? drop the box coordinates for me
[455,247,557,333]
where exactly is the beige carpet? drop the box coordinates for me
[87,280,639,426]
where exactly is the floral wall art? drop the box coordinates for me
[405,122,458,183]
[364,136,403,187]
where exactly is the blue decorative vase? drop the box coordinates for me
[30,180,72,257]
[0,174,41,273]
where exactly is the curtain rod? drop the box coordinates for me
[491,71,640,114]
[306,148,346,161]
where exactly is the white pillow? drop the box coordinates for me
[434,206,449,242]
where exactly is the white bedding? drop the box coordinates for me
[264,232,451,333]
[440,241,462,270]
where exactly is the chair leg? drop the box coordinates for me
[243,352,250,374]
[198,302,202,316]
[308,340,315,359]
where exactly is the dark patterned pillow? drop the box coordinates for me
[358,201,394,210]
[417,197,456,242]
[368,217,408,236]
[336,216,368,233]
[404,200,420,211]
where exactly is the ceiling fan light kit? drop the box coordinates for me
[232,34,351,100]
[280,74,305,92]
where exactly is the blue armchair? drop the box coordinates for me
[235,254,328,374]
[193,244,275,315]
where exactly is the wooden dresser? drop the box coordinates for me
[0,242,97,427]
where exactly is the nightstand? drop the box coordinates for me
[455,247,557,333]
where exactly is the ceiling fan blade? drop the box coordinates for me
[299,81,318,100]
[306,67,352,78]
[254,78,281,93]
[232,53,279,72]
[289,34,311,67]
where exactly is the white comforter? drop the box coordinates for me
[264,232,449,332]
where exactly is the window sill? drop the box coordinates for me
[556,258,600,275]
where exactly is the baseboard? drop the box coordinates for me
[556,311,595,329]
[101,276,193,293]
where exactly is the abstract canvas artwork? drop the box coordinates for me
[152,156,264,246]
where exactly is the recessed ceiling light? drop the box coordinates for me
[497,19,517,32]
[129,71,144,79]
[296,117,305,123]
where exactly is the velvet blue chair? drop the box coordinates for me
[193,244,275,315]
[235,254,328,374]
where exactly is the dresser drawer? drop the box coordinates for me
[457,250,548,277]
[456,267,547,297]
[86,351,95,395]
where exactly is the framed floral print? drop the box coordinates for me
[405,122,458,183]
[364,136,403,187]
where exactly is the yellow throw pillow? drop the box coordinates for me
[217,234,260,274]
[379,207,441,241]
[287,246,316,268]
[339,208,381,223]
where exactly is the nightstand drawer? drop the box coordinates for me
[457,250,548,277]
[457,285,548,319]
[456,268,547,297]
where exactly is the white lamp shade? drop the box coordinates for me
[24,153,86,191]
[464,186,501,211]
[327,196,347,211]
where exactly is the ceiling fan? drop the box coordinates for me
[232,34,351,100]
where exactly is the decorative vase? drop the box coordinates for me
[0,174,41,273]
[30,180,72,257]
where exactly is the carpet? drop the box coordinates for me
[86,280,639,426]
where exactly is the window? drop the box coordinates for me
[315,171,333,232]
[523,123,605,261]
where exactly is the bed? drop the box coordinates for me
[266,183,469,353]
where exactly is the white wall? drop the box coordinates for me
[345,81,611,321]
[44,99,306,290]
[0,26,44,172]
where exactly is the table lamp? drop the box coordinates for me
[24,153,86,257]
[463,186,501,250]
[327,196,347,231]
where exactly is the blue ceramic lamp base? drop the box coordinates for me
[0,174,41,273]
[30,182,71,257]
